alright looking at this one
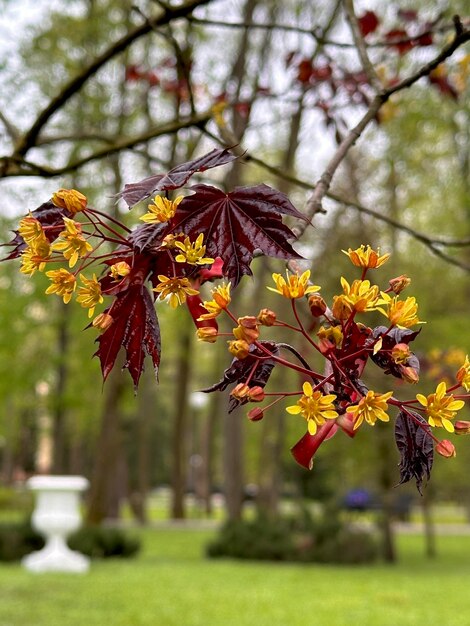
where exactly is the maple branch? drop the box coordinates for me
[11,0,213,159]
[302,17,470,223]
[3,112,211,178]
[343,0,381,91]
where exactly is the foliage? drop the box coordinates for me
[206,508,378,564]
[0,522,140,561]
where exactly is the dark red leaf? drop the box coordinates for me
[128,222,169,253]
[429,70,459,100]
[414,32,433,46]
[297,58,313,83]
[120,148,238,207]
[1,201,66,260]
[171,184,305,286]
[94,284,160,388]
[385,29,414,54]
[397,9,418,22]
[358,11,380,37]
[370,325,421,382]
[202,341,278,413]
[395,410,433,493]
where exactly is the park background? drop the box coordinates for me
[0,0,469,624]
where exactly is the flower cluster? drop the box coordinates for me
[194,243,469,483]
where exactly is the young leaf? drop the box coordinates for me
[170,184,305,286]
[395,410,433,493]
[358,11,380,37]
[120,148,238,207]
[94,284,161,389]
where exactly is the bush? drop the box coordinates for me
[0,523,140,561]
[207,507,378,565]
[68,526,141,559]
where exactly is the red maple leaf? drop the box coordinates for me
[170,184,307,286]
[94,284,161,388]
[358,11,380,37]
[120,148,238,207]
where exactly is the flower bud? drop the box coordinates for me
[399,365,419,384]
[308,294,327,317]
[231,383,250,399]
[110,261,131,279]
[196,327,218,343]
[454,421,470,435]
[389,274,411,295]
[92,313,113,331]
[332,295,353,321]
[233,321,259,344]
[435,439,456,458]
[247,407,264,421]
[228,339,250,359]
[257,308,276,326]
[392,343,411,364]
[52,188,87,215]
[247,386,265,402]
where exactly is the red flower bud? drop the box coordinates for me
[455,421,470,435]
[389,274,411,295]
[435,439,456,458]
[247,407,264,421]
[308,294,327,317]
[257,308,276,326]
[247,386,265,402]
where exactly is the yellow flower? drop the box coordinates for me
[140,195,183,224]
[198,282,232,320]
[377,293,424,328]
[45,268,77,303]
[416,382,465,433]
[317,325,343,349]
[342,245,390,269]
[286,382,338,435]
[18,214,44,244]
[52,189,87,215]
[348,390,393,430]
[268,270,320,299]
[52,217,93,268]
[340,277,380,312]
[174,234,214,266]
[456,355,470,392]
[153,275,199,308]
[76,274,104,317]
[20,237,51,276]
[110,261,131,280]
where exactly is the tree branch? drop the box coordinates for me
[302,18,470,225]
[12,0,212,159]
[343,0,381,91]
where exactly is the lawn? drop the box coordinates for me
[0,528,469,626]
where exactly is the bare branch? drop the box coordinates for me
[12,0,212,159]
[343,0,381,91]
[3,112,211,178]
[302,18,470,224]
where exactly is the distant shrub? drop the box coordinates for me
[207,508,378,565]
[0,523,140,561]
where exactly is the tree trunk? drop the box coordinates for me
[86,365,128,524]
[170,313,193,519]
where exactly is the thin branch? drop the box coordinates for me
[302,18,470,225]
[343,0,381,90]
[2,112,211,178]
[0,110,20,142]
[12,0,212,158]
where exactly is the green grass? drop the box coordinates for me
[1,529,470,626]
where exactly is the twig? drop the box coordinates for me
[302,18,470,223]
[12,0,212,158]
[343,0,381,91]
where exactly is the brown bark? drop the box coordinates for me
[86,365,128,524]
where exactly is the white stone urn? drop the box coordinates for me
[22,475,90,573]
